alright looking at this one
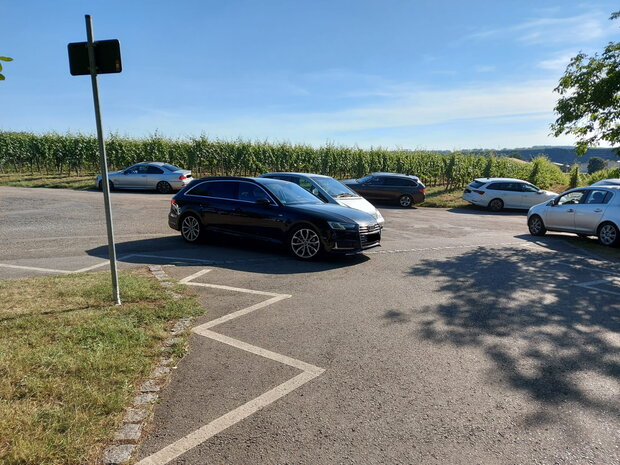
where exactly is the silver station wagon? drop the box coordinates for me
[527,186,620,246]
[95,162,192,194]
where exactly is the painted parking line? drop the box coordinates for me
[135,269,324,465]
[575,276,620,296]
[0,263,72,274]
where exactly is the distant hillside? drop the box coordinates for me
[493,147,619,165]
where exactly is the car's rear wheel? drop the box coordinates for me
[157,181,173,194]
[289,226,322,260]
[399,194,413,208]
[488,198,503,212]
[597,222,619,247]
[181,214,202,243]
[528,215,547,236]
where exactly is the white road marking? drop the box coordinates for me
[136,270,323,465]
[135,371,320,465]
[73,254,135,273]
[0,263,72,274]
[575,276,620,296]
[178,268,212,284]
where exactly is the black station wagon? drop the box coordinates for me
[343,172,425,207]
[168,177,382,260]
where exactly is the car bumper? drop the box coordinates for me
[462,192,486,206]
[413,193,425,204]
[168,210,180,230]
[323,225,382,254]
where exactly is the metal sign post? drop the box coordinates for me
[69,14,121,305]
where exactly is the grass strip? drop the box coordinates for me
[0,269,203,465]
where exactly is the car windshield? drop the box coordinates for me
[260,180,323,205]
[357,175,372,183]
[162,164,182,172]
[311,176,359,198]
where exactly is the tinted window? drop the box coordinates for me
[384,177,416,187]
[311,176,358,197]
[469,181,486,189]
[367,177,385,185]
[162,164,182,171]
[357,175,373,184]
[585,190,612,205]
[259,180,323,205]
[188,181,237,199]
[238,182,272,203]
[146,166,164,174]
[487,183,506,191]
[521,183,540,193]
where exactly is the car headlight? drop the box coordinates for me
[375,211,384,222]
[328,221,358,230]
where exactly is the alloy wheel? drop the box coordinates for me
[399,195,412,207]
[181,216,201,242]
[599,223,618,246]
[291,228,321,259]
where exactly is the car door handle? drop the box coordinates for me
[594,208,603,212]
[567,209,574,213]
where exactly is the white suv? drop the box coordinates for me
[463,178,557,212]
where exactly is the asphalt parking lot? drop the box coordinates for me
[1,186,619,464]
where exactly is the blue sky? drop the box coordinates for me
[1,0,618,149]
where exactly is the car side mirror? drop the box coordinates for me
[536,190,544,194]
[123,170,130,175]
[255,198,272,206]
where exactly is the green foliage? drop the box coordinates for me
[551,12,620,155]
[0,56,13,81]
[587,156,606,174]
[569,164,581,188]
[0,131,569,189]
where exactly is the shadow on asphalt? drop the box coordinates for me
[406,246,620,426]
[86,234,370,274]
[447,206,527,216]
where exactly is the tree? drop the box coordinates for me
[587,156,606,173]
[551,12,620,156]
[0,56,12,80]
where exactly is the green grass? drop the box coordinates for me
[0,269,203,465]
[419,185,471,209]
[565,236,620,260]
[0,173,96,190]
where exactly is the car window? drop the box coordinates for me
[188,181,237,199]
[367,177,385,185]
[162,164,182,171]
[357,175,373,184]
[311,176,358,197]
[383,177,416,187]
[126,165,148,174]
[505,183,523,192]
[259,180,323,205]
[146,166,164,174]
[238,182,272,203]
[556,191,586,205]
[469,181,486,189]
[584,189,612,205]
[521,183,540,193]
[487,183,506,191]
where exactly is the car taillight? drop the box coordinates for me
[473,190,485,195]
[419,188,425,194]
[170,199,176,206]
[179,175,186,180]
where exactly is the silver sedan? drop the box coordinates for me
[527,186,620,246]
[95,162,192,194]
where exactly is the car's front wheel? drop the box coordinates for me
[181,214,203,243]
[289,226,322,260]
[399,194,413,208]
[597,222,619,247]
[528,215,547,236]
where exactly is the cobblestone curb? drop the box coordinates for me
[101,265,193,465]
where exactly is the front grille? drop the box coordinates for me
[359,223,381,234]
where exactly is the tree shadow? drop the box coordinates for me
[447,206,527,216]
[86,234,370,274]
[408,247,620,425]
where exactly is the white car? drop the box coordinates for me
[260,172,384,226]
[591,178,620,187]
[463,178,557,212]
[527,186,620,246]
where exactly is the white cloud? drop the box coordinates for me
[120,79,569,149]
[537,52,576,71]
[465,10,617,46]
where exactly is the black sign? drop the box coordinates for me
[68,39,122,76]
